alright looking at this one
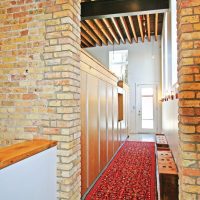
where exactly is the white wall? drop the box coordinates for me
[161,0,177,95]
[0,147,57,200]
[161,12,172,95]
[161,1,179,164]
[86,38,161,133]
[162,100,179,164]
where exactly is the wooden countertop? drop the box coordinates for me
[0,139,57,170]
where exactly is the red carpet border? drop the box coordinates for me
[85,141,156,200]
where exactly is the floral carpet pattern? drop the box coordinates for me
[85,141,156,200]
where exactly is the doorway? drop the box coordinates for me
[136,84,158,133]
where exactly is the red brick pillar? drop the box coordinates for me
[178,0,200,199]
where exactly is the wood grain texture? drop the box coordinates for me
[107,84,114,161]
[118,93,123,122]
[86,20,108,45]
[124,90,128,137]
[81,21,102,46]
[147,14,151,42]
[0,140,57,169]
[113,87,119,152]
[81,30,95,46]
[80,52,130,195]
[120,16,132,44]
[137,15,144,42]
[120,94,126,142]
[81,71,88,195]
[155,13,158,41]
[94,19,114,45]
[111,17,125,44]
[81,11,165,47]
[128,16,138,43]
[82,37,92,47]
[158,150,178,175]
[103,18,120,45]
[158,150,178,200]
[99,80,107,170]
[88,74,100,185]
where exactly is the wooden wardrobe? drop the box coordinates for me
[80,50,129,194]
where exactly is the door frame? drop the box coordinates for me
[135,83,159,133]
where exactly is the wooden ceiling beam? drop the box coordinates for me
[155,13,158,41]
[81,0,169,20]
[85,20,108,45]
[81,29,95,46]
[128,16,138,43]
[137,15,144,43]
[81,36,91,47]
[81,21,102,46]
[111,18,125,44]
[146,14,151,42]
[102,18,120,45]
[94,19,114,45]
[120,16,132,44]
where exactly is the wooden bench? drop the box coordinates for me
[157,150,178,200]
[156,134,169,150]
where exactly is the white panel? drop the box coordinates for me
[142,96,153,119]
[142,88,153,96]
[142,120,154,129]
[0,147,57,200]
[162,100,179,164]
[171,0,177,85]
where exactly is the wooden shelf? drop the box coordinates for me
[0,139,57,170]
[118,81,126,122]
[118,93,123,121]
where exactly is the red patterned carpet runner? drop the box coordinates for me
[85,141,156,200]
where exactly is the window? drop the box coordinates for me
[109,50,128,83]
[141,88,154,129]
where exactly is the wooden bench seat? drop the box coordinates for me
[156,134,169,150]
[157,150,178,200]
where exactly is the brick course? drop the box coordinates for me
[0,0,81,199]
[178,0,200,199]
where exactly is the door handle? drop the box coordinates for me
[138,110,141,116]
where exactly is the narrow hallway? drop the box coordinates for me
[84,135,156,200]
[83,134,178,200]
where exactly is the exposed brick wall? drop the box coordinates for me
[0,0,81,199]
[178,0,200,199]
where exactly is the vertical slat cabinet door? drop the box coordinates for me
[81,71,88,194]
[126,90,130,136]
[125,90,128,138]
[113,86,119,153]
[99,80,107,170]
[107,84,114,161]
[122,89,126,141]
[88,74,99,185]
[118,121,121,144]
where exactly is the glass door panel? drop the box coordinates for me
[136,84,158,133]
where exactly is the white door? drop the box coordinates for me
[136,84,158,133]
